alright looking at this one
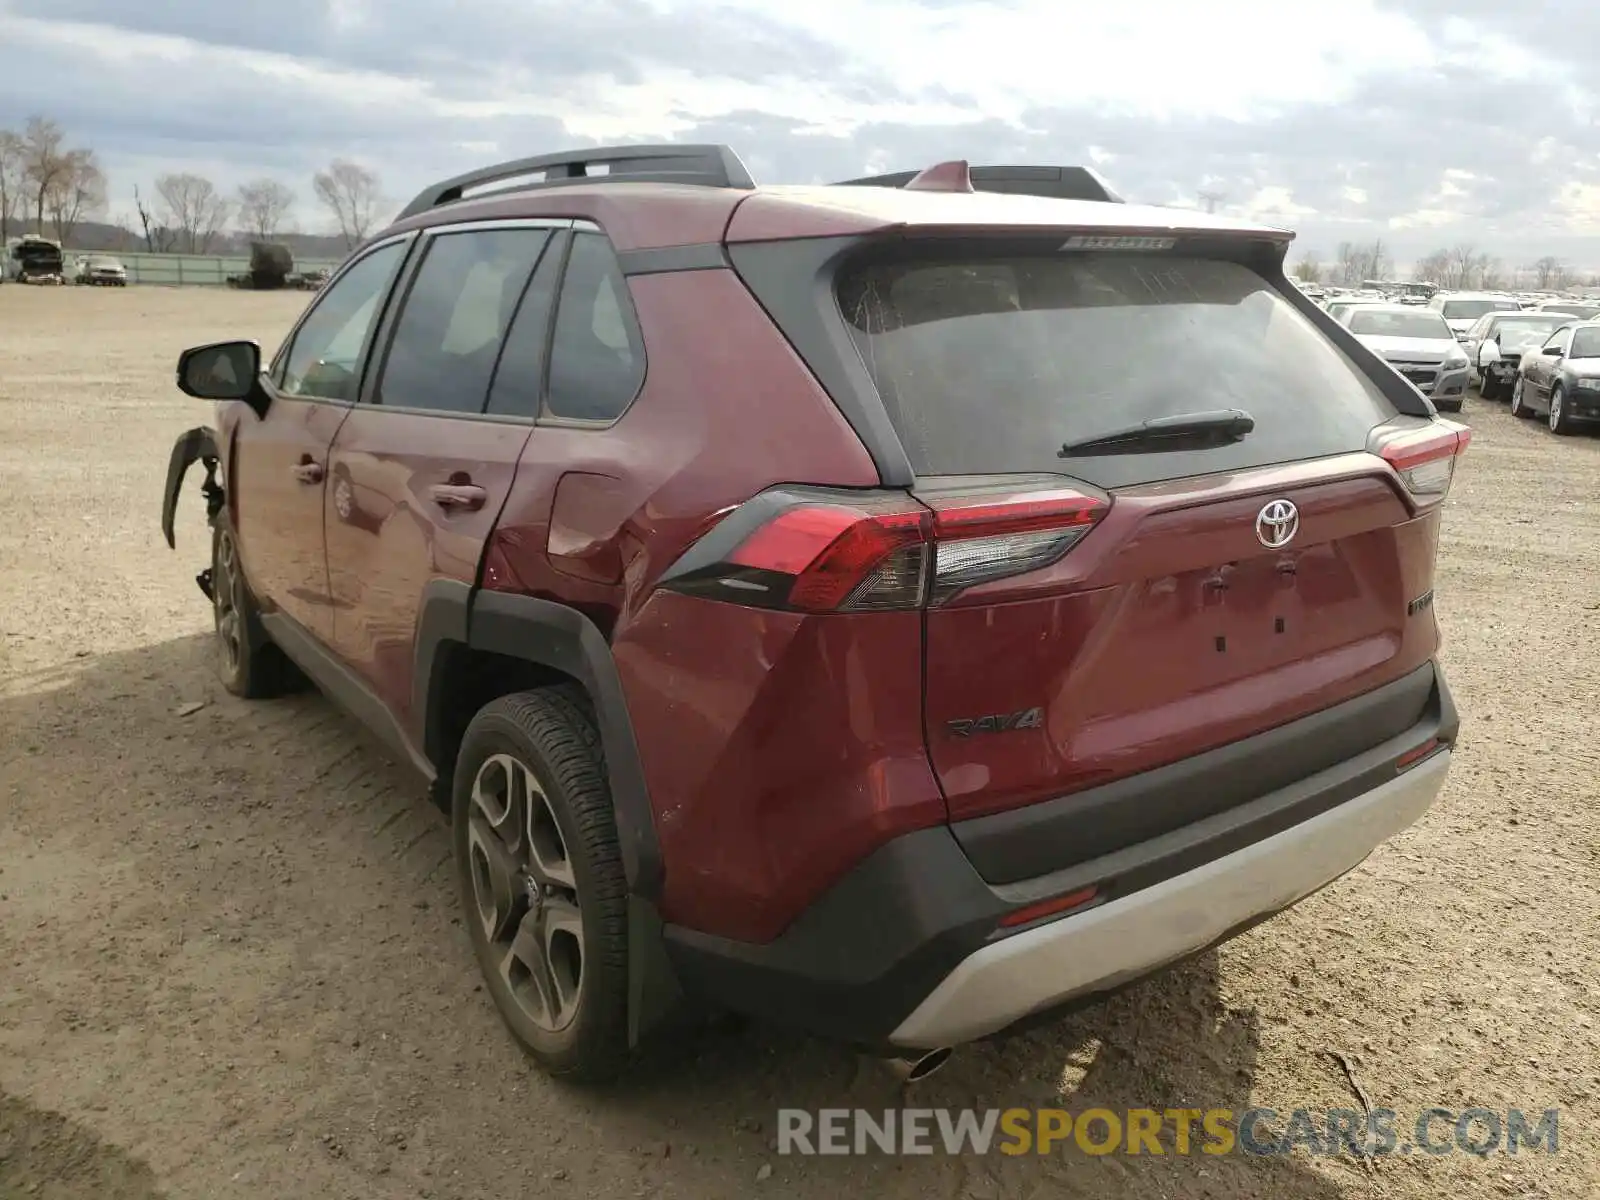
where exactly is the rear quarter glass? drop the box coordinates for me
[834,249,1400,490]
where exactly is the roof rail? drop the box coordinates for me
[396,143,756,221]
[835,164,1124,204]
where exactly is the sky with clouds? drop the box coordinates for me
[2,0,1597,268]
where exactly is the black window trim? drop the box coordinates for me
[266,231,419,406]
[535,223,650,430]
[351,217,574,425]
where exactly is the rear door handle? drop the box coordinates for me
[429,483,487,511]
[291,461,324,484]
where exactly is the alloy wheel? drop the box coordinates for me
[1549,390,1563,432]
[466,753,585,1033]
[1510,376,1524,416]
[213,529,242,676]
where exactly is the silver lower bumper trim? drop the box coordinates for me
[889,751,1451,1048]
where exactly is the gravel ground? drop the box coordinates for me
[1,286,1596,1200]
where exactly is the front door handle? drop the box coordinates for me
[291,460,324,484]
[429,483,487,511]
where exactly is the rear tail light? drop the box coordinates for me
[661,485,1108,612]
[1370,419,1472,505]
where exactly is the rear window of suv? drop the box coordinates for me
[1440,299,1519,319]
[835,249,1398,487]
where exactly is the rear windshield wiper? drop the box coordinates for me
[1058,409,1255,458]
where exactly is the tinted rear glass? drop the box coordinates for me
[1492,317,1563,351]
[1348,310,1452,339]
[836,251,1397,487]
[1441,299,1519,318]
[1543,304,1600,320]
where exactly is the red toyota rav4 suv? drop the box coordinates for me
[162,145,1465,1082]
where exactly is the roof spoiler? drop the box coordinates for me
[397,143,757,221]
[835,163,1125,203]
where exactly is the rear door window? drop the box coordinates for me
[374,228,552,414]
[836,250,1398,488]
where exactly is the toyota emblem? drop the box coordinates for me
[1255,499,1299,549]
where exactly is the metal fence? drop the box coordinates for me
[64,250,346,287]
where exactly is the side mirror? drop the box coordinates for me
[1543,346,1563,357]
[1478,340,1500,367]
[176,340,268,416]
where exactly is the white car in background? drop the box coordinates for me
[1462,310,1567,399]
[1345,304,1471,412]
[1324,295,1389,325]
[1428,292,1523,340]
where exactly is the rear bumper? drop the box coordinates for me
[892,749,1448,1047]
[664,662,1456,1048]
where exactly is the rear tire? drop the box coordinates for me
[210,518,300,698]
[453,687,631,1083]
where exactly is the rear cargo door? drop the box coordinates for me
[836,245,1456,829]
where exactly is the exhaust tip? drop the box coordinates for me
[879,1046,953,1083]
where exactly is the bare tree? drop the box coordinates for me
[1533,256,1562,289]
[237,178,295,239]
[0,128,23,244]
[1414,249,1451,284]
[155,172,231,253]
[1293,251,1322,284]
[1333,240,1388,286]
[46,150,106,245]
[1480,256,1506,291]
[313,159,383,249]
[1448,243,1480,290]
[133,184,177,252]
[19,116,74,233]
[1335,242,1360,286]
[1368,239,1390,282]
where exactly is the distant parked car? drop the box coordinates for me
[1535,300,1600,320]
[74,255,128,286]
[1324,296,1388,325]
[1462,311,1566,399]
[1510,320,1600,433]
[1344,305,1470,411]
[1428,292,1522,339]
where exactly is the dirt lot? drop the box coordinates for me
[1,286,1596,1200]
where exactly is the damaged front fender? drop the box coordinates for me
[161,425,224,550]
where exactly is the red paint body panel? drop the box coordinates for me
[479,268,885,939]
[228,396,348,641]
[483,268,878,624]
[923,459,1441,821]
[325,408,534,732]
[610,591,945,943]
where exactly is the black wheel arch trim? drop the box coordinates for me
[161,425,222,549]
[413,584,664,901]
